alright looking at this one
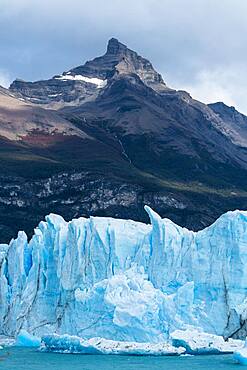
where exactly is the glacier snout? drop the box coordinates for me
[1,206,247,342]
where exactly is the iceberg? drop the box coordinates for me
[15,330,41,347]
[171,328,244,355]
[234,345,247,365]
[41,334,185,356]
[1,206,247,350]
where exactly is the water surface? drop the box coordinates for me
[0,347,239,370]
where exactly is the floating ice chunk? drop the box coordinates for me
[15,330,41,347]
[234,339,247,365]
[41,334,185,356]
[171,328,244,355]
[234,348,247,365]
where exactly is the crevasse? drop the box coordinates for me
[1,206,247,342]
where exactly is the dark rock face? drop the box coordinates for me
[209,102,247,148]
[9,77,100,106]
[72,37,167,92]
[63,73,247,175]
[2,38,247,241]
[1,171,247,243]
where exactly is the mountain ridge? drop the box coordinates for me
[0,38,247,242]
[9,38,168,107]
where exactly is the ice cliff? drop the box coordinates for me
[1,206,247,342]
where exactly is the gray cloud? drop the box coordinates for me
[1,0,247,113]
[0,69,11,87]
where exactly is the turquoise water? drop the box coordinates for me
[0,347,239,370]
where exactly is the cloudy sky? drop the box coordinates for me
[1,0,247,113]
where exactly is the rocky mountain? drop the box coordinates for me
[1,38,247,242]
[0,86,85,140]
[209,102,247,148]
[9,38,168,108]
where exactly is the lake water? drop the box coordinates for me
[0,347,240,370]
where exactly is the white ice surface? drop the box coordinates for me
[171,328,244,354]
[41,334,185,356]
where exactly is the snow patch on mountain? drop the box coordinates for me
[55,74,107,88]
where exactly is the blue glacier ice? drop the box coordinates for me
[234,340,247,364]
[1,205,247,347]
[15,330,41,347]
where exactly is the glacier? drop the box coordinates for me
[1,205,247,348]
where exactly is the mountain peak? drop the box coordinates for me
[66,38,168,92]
[106,38,127,55]
[10,38,169,105]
